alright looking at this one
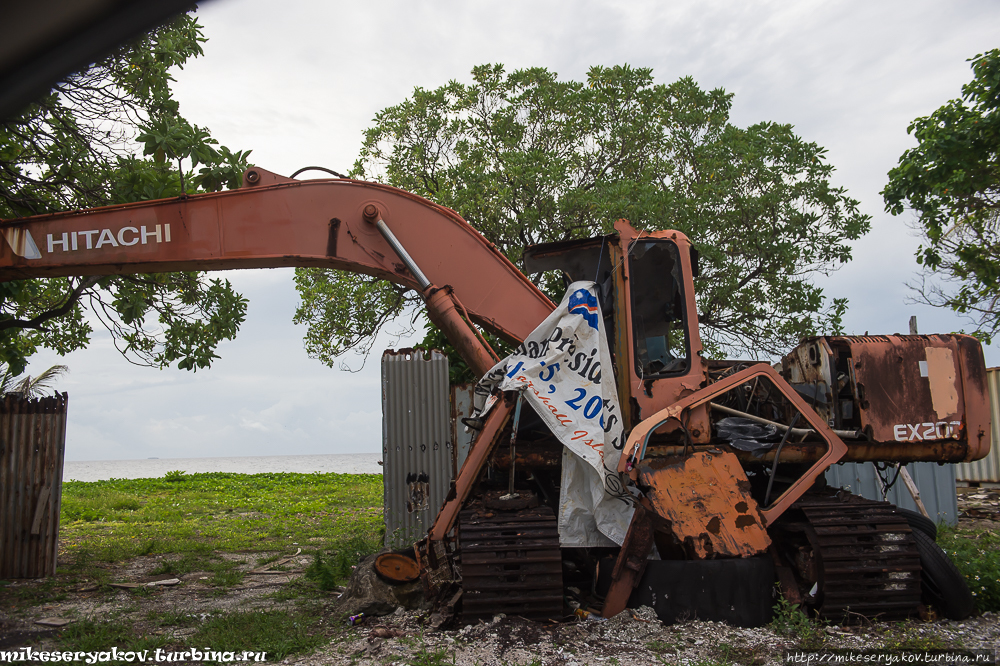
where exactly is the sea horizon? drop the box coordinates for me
[63,452,383,482]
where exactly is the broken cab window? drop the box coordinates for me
[629,239,690,377]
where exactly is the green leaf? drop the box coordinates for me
[0,10,252,371]
[883,48,1000,340]
[325,63,869,359]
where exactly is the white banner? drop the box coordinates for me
[473,281,634,546]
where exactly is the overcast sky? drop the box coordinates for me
[25,0,1000,461]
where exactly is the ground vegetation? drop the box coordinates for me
[0,473,996,664]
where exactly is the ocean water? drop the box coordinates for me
[62,453,382,482]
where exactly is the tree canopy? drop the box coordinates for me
[0,13,251,374]
[883,49,1000,342]
[295,64,869,363]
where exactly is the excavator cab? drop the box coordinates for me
[523,220,708,436]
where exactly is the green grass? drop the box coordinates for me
[770,594,826,648]
[304,529,382,590]
[59,471,383,562]
[146,551,247,588]
[647,639,679,655]
[712,642,767,666]
[882,627,959,651]
[146,610,202,628]
[0,471,384,664]
[401,635,455,666]
[189,609,330,661]
[55,610,330,662]
[57,618,169,653]
[938,524,1000,612]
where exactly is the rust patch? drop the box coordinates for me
[636,450,771,558]
[326,218,339,256]
[406,471,429,513]
[925,346,959,417]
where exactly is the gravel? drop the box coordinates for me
[295,606,999,666]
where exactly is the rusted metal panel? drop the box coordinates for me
[782,334,991,463]
[636,450,771,559]
[956,367,1000,484]
[622,363,848,525]
[837,335,988,456]
[0,393,67,578]
[601,503,657,619]
[382,349,453,548]
[825,462,958,525]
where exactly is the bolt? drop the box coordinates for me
[245,169,260,184]
[362,204,379,223]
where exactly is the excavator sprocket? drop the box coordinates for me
[775,493,922,621]
[457,503,563,622]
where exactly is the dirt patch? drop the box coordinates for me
[0,550,314,648]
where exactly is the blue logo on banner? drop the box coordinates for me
[568,289,599,329]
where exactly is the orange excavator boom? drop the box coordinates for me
[0,168,554,362]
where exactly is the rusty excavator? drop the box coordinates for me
[0,167,989,625]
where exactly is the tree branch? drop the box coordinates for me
[0,276,101,332]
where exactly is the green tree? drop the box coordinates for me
[0,13,251,374]
[294,64,869,362]
[883,49,1000,342]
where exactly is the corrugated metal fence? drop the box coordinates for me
[0,393,68,578]
[382,350,453,548]
[956,366,1000,485]
[825,462,958,525]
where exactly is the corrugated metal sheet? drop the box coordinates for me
[382,349,453,548]
[0,393,68,578]
[825,461,957,525]
[451,383,475,475]
[956,366,1000,484]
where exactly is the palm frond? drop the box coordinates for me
[11,364,70,398]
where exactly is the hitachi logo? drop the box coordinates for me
[46,224,171,253]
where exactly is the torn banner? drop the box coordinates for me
[474,281,634,546]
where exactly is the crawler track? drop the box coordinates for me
[775,494,922,621]
[457,504,563,622]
